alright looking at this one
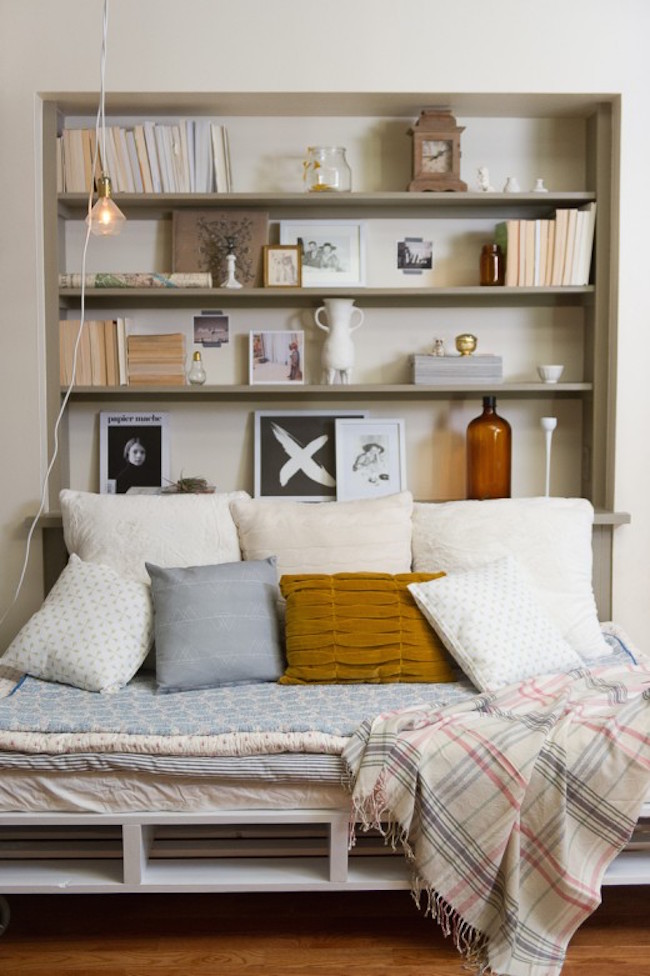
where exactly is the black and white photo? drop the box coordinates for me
[100,411,170,494]
[397,237,433,274]
[193,311,229,347]
[279,220,365,287]
[335,418,406,501]
[254,410,367,500]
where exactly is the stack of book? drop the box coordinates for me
[59,318,129,387]
[411,354,503,385]
[495,202,596,287]
[127,333,187,387]
[58,119,232,194]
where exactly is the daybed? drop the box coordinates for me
[0,489,648,974]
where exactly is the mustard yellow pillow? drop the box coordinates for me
[278,572,456,684]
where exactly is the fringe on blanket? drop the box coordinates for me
[350,775,491,976]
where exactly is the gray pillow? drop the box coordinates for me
[147,558,284,692]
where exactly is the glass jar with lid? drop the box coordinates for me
[303,146,352,192]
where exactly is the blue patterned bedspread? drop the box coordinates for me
[0,633,634,742]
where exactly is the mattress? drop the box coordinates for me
[0,632,641,816]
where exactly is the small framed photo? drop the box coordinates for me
[193,310,229,346]
[254,409,367,500]
[263,244,302,287]
[100,411,170,494]
[249,331,304,385]
[279,220,366,287]
[334,418,407,501]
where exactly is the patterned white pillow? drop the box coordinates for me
[1,554,153,693]
[408,556,583,693]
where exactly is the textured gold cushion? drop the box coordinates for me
[279,572,455,684]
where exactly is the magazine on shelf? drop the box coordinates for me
[99,411,170,495]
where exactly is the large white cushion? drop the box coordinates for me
[231,492,414,577]
[1,554,153,693]
[60,489,249,585]
[411,497,609,660]
[409,556,583,692]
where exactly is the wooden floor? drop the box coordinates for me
[0,886,648,975]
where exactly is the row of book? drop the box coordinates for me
[57,120,232,195]
[494,203,596,287]
[411,354,503,385]
[59,320,187,387]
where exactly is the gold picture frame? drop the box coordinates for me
[263,244,302,288]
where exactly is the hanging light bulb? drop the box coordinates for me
[86,174,126,236]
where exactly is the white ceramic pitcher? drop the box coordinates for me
[314,298,364,384]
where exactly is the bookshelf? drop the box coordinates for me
[41,92,623,608]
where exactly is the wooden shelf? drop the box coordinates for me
[59,285,595,309]
[57,190,597,221]
[62,382,593,401]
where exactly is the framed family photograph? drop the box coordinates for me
[334,418,406,501]
[249,331,305,385]
[263,244,302,287]
[279,220,366,287]
[254,409,367,501]
[99,411,170,494]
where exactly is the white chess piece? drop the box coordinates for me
[541,417,557,497]
[477,166,495,192]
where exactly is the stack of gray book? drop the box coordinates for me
[411,354,503,384]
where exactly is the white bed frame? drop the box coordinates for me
[1,798,648,916]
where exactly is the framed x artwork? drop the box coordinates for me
[254,410,368,501]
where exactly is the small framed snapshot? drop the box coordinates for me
[254,409,367,501]
[250,331,304,385]
[279,220,366,288]
[193,310,229,347]
[263,244,302,287]
[99,411,170,494]
[334,418,407,501]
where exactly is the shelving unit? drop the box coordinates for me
[39,92,623,608]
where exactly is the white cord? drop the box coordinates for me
[0,0,111,628]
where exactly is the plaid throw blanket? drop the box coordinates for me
[343,665,650,976]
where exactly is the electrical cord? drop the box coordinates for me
[0,0,111,629]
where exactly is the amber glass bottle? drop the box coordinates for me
[466,396,512,499]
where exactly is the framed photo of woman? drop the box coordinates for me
[334,418,406,501]
[99,411,170,494]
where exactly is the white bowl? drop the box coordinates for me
[537,364,564,384]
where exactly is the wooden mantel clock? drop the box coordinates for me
[408,107,467,192]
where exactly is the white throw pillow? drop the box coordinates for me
[411,497,609,661]
[408,556,583,693]
[231,491,413,577]
[60,489,249,585]
[1,554,153,693]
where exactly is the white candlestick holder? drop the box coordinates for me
[540,417,557,497]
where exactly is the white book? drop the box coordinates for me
[116,317,129,386]
[170,124,186,192]
[211,123,229,193]
[184,119,195,193]
[193,120,212,192]
[561,209,578,286]
[154,125,173,193]
[576,202,597,285]
[132,125,153,193]
[115,127,135,193]
[143,121,162,193]
[223,125,232,192]
[125,129,144,193]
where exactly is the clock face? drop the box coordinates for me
[420,139,452,173]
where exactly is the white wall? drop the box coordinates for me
[1,0,649,646]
